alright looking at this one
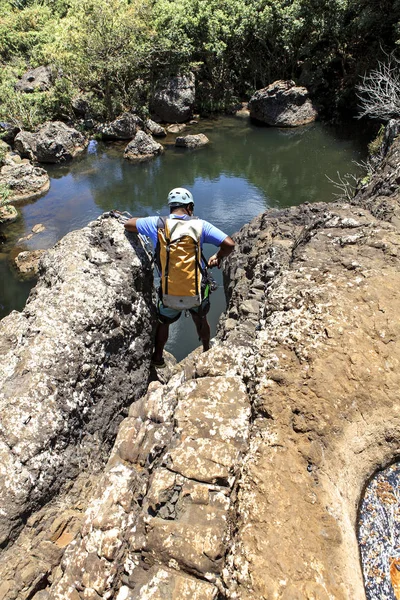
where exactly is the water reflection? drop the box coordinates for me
[0,116,367,359]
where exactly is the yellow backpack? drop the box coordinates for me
[155,216,205,310]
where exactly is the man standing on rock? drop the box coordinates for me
[124,187,235,367]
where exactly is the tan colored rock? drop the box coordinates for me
[32,223,46,234]
[14,249,46,278]
[0,204,18,223]
[132,567,218,599]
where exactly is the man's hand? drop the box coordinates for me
[208,236,235,269]
[208,253,222,268]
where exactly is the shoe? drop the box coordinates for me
[151,356,166,368]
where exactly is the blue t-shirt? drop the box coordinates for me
[136,214,228,248]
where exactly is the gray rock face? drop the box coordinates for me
[97,113,141,140]
[0,122,20,144]
[0,154,50,202]
[249,79,318,127]
[145,118,167,138]
[14,121,88,163]
[124,130,164,161]
[175,133,209,148]
[15,66,54,93]
[151,74,195,123]
[0,215,154,548]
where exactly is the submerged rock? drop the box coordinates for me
[0,215,154,549]
[124,130,164,161]
[249,79,318,127]
[175,133,209,148]
[14,121,88,163]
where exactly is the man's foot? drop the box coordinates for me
[151,354,166,368]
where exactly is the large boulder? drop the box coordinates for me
[249,79,318,127]
[0,154,50,202]
[14,121,88,163]
[124,130,164,161]
[15,66,54,93]
[151,73,195,123]
[97,112,143,140]
[0,215,154,548]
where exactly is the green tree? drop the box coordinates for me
[41,0,153,119]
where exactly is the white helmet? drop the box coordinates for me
[167,187,194,205]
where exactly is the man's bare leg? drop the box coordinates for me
[153,321,169,363]
[191,313,210,352]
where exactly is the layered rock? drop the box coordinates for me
[0,152,50,201]
[14,121,88,163]
[249,79,318,127]
[151,74,195,123]
[0,215,154,550]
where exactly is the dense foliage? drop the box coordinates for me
[0,0,399,127]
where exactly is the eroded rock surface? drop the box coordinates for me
[249,79,318,127]
[0,215,154,551]
[14,249,46,278]
[97,113,142,140]
[0,152,50,201]
[14,121,88,163]
[151,74,195,123]
[124,131,164,162]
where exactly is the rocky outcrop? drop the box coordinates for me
[175,133,209,148]
[0,215,154,550]
[249,79,318,127]
[2,128,400,599]
[97,113,143,140]
[124,130,164,161]
[151,74,195,123]
[15,66,54,93]
[0,153,50,201]
[14,121,87,163]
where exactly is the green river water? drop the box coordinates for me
[0,116,368,361]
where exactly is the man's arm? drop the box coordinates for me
[208,236,235,269]
[124,217,139,233]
